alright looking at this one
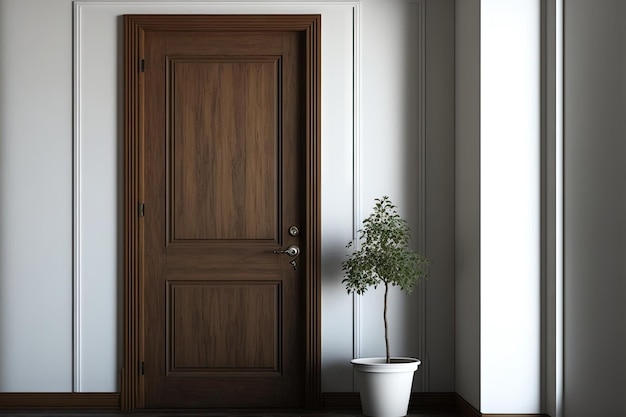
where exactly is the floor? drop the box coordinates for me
[0,410,461,417]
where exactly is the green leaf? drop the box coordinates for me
[341,196,431,359]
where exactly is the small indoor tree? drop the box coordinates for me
[342,196,430,363]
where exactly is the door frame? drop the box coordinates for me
[122,14,321,411]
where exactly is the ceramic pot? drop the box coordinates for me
[351,357,421,417]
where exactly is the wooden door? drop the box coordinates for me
[123,15,321,410]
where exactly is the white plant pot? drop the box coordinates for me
[351,357,421,417]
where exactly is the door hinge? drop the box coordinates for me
[139,203,145,217]
[140,59,145,72]
[140,361,145,376]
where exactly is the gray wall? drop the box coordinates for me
[425,0,455,393]
[563,0,626,415]
[454,0,481,408]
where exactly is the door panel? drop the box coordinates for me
[142,28,304,408]
[169,57,279,241]
[167,280,280,373]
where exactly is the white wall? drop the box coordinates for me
[357,0,455,394]
[563,0,626,415]
[0,0,74,392]
[0,0,455,394]
[455,0,542,413]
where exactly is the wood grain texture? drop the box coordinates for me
[122,15,145,411]
[169,58,279,241]
[0,393,119,409]
[0,408,462,416]
[303,15,322,409]
[124,14,321,411]
[168,281,280,373]
[143,31,302,407]
[122,15,321,409]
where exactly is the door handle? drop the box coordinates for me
[273,245,300,257]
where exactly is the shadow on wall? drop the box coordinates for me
[321,234,356,391]
[400,0,423,371]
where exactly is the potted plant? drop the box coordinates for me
[342,196,430,417]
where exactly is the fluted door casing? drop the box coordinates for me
[124,14,322,409]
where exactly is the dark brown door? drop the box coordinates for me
[141,22,307,409]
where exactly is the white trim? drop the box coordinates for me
[351,2,362,390]
[415,0,428,392]
[72,1,83,393]
[74,1,361,7]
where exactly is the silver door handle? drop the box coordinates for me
[273,245,300,257]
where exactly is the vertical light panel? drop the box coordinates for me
[480,0,541,413]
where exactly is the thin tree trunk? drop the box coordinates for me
[384,282,390,363]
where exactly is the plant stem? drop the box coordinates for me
[384,281,390,363]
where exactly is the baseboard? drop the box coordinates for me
[321,392,455,411]
[484,415,551,417]
[454,393,482,417]
[409,392,455,410]
[321,392,361,409]
[454,393,551,417]
[0,391,548,416]
[0,393,120,409]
